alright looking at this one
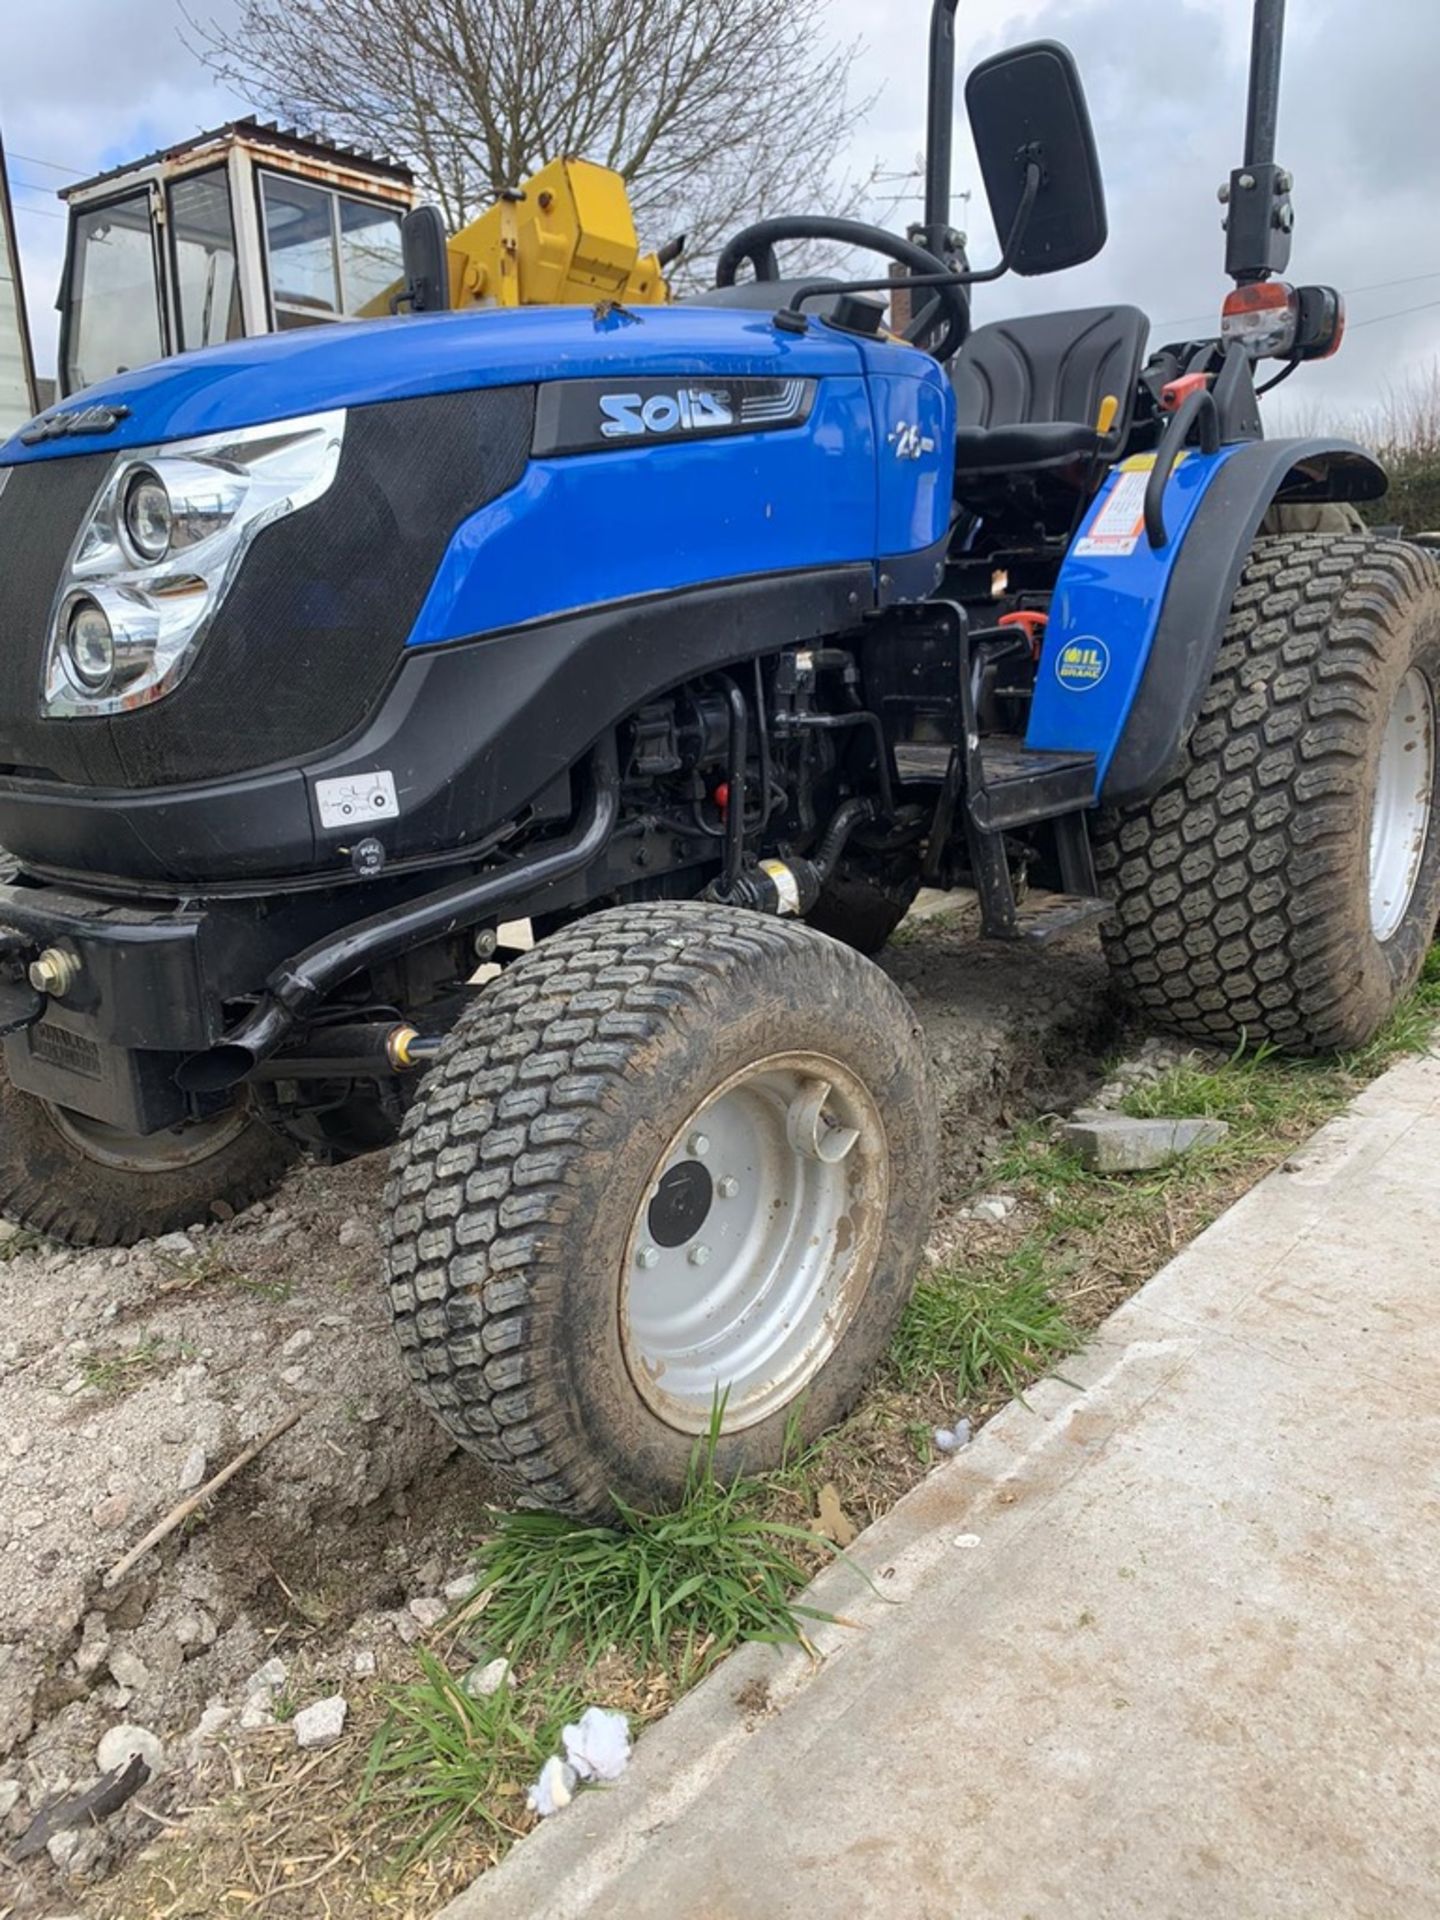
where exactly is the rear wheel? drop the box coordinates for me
[382,901,936,1516]
[1095,534,1440,1052]
[0,1061,298,1246]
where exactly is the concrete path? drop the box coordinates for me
[443,1052,1440,1920]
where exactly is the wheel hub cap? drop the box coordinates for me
[621,1052,889,1434]
[1368,666,1435,943]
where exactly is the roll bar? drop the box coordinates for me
[923,0,1293,284]
[921,0,961,262]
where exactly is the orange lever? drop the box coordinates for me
[1160,371,1210,413]
[998,610,1050,659]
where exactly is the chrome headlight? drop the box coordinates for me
[42,410,345,716]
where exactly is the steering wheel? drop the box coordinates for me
[714,216,969,363]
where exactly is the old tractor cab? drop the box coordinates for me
[55,118,418,397]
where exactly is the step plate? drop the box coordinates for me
[1011,892,1113,946]
[894,737,1098,830]
[973,736,1098,831]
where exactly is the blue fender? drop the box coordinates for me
[1026,437,1387,801]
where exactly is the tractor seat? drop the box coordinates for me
[950,305,1149,473]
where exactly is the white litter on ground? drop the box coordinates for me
[563,1706,632,1782]
[527,1707,632,1818]
[934,1419,972,1454]
[527,1754,578,1817]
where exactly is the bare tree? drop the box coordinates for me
[194,0,879,280]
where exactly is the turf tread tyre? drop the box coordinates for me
[1094,534,1440,1051]
[381,901,935,1516]
[0,1062,298,1247]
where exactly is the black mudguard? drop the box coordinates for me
[1101,438,1387,805]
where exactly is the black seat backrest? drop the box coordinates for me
[951,306,1149,444]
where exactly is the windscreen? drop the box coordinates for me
[63,189,164,393]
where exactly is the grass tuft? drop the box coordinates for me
[360,1650,581,1862]
[77,1334,180,1397]
[891,1241,1080,1397]
[463,1410,833,1687]
[0,1226,43,1263]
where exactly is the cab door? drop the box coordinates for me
[58,183,166,396]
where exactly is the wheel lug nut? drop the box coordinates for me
[636,1247,660,1270]
[688,1132,710,1157]
[717,1176,739,1199]
[688,1244,711,1267]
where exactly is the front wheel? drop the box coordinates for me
[1095,534,1440,1052]
[0,1060,298,1247]
[382,902,936,1516]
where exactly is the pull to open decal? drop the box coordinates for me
[533,377,816,456]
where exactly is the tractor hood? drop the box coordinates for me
[1,305,864,466]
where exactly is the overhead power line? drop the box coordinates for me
[1347,296,1440,333]
[1155,267,1440,338]
[9,150,82,176]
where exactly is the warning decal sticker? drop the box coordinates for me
[1073,468,1149,559]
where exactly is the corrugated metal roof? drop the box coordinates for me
[63,117,415,199]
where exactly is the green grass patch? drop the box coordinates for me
[360,1650,581,1861]
[0,1226,43,1263]
[891,1239,1081,1397]
[463,1414,835,1688]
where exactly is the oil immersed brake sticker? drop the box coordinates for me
[315,770,400,829]
[1073,467,1150,558]
[1054,637,1110,690]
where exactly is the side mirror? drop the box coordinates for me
[399,205,451,313]
[965,41,1107,277]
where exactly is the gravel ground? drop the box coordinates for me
[0,902,1130,1908]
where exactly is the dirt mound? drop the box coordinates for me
[0,908,1127,1906]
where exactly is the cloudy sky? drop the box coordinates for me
[2,0,1435,431]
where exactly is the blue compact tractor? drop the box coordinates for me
[1,1,1435,1511]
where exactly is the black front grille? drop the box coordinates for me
[0,451,120,784]
[0,385,536,789]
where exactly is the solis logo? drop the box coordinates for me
[598,389,734,438]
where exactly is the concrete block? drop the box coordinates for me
[1061,1113,1228,1173]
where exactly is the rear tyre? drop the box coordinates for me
[382,901,936,1517]
[1095,534,1440,1052]
[0,1061,299,1247]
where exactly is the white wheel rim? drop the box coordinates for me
[621,1051,889,1435]
[42,1100,248,1173]
[1368,667,1435,943]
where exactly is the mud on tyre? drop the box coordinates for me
[381,902,936,1517]
[1094,534,1440,1052]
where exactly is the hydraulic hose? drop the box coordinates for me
[178,737,620,1093]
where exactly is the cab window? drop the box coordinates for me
[169,168,243,351]
[260,173,402,329]
[63,190,164,393]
